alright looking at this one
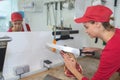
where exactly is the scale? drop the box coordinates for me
[0,36,12,80]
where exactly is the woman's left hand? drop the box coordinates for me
[60,51,77,73]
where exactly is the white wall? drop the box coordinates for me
[114,0,120,28]
[17,0,120,31]
[1,32,61,80]
[18,0,82,31]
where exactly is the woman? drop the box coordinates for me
[60,5,120,80]
[8,12,31,32]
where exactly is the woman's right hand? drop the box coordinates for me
[82,47,102,52]
[60,51,84,80]
[60,51,77,72]
[12,25,22,32]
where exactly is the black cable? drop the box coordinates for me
[18,74,22,80]
[95,37,98,43]
[0,75,4,80]
[114,0,117,7]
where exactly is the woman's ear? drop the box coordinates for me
[95,22,101,28]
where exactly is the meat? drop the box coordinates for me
[63,53,83,78]
[64,63,82,78]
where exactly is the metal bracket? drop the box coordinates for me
[52,30,79,41]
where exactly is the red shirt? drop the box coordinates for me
[82,28,120,80]
[8,24,31,32]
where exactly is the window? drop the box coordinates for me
[0,0,18,32]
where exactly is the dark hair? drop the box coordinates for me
[102,22,114,31]
[89,21,114,31]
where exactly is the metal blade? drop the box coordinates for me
[46,43,80,56]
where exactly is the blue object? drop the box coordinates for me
[0,16,6,19]
[18,11,24,18]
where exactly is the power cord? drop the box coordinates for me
[18,74,22,80]
[0,75,4,80]
[43,60,52,70]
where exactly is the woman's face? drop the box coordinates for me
[83,22,100,38]
[12,20,22,27]
[12,20,23,31]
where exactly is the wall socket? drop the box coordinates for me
[15,66,24,75]
[14,65,30,76]
[43,60,52,69]
[23,65,30,73]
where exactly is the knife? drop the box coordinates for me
[46,43,95,56]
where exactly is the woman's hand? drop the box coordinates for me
[81,47,102,58]
[82,47,102,54]
[60,51,84,79]
[60,51,77,73]
[12,25,22,32]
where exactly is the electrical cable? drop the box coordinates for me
[0,75,4,80]
[18,74,22,80]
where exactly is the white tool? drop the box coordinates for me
[46,43,95,56]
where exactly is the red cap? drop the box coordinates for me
[75,5,113,23]
[11,12,23,22]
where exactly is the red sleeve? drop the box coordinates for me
[82,77,89,80]
[81,50,120,80]
[7,27,12,32]
[91,49,120,80]
[81,54,118,80]
[81,29,120,80]
[91,29,120,80]
[26,24,31,31]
